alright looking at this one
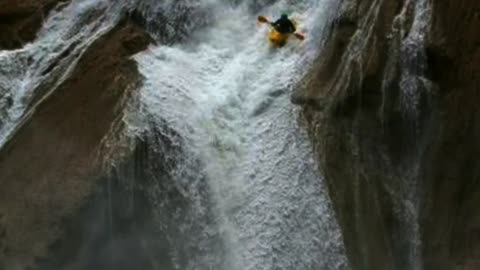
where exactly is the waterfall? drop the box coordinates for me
[383,1,433,269]
[128,1,347,269]
[0,0,348,269]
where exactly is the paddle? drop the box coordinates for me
[293,32,305,41]
[257,15,270,24]
[257,16,305,41]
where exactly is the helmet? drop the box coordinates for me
[281,13,288,19]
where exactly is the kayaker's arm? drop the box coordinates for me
[288,21,296,33]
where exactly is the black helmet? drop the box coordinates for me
[281,13,288,19]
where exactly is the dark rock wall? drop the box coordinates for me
[422,1,480,269]
[33,127,185,270]
[295,0,480,269]
[0,17,151,269]
[0,0,70,50]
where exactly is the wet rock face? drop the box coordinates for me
[295,0,480,269]
[421,1,480,269]
[0,17,151,269]
[0,0,69,50]
[33,126,191,270]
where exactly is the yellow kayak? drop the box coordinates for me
[268,29,290,47]
[267,19,298,47]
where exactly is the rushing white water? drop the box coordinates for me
[129,1,348,269]
[0,0,348,269]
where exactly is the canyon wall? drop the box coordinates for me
[0,12,153,269]
[294,0,479,269]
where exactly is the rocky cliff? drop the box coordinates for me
[0,0,226,268]
[294,0,479,269]
[0,12,153,269]
[0,0,70,50]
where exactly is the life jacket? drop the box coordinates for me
[272,18,296,34]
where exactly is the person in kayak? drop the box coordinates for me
[271,14,296,34]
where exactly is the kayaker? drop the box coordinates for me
[271,14,296,34]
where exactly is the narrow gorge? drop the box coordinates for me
[0,0,478,270]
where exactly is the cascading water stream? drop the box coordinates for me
[127,0,348,269]
[0,0,349,269]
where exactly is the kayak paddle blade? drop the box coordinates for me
[294,33,305,40]
[257,16,270,24]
